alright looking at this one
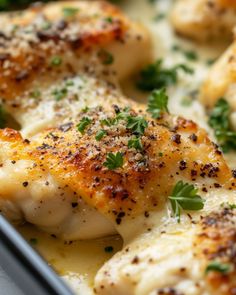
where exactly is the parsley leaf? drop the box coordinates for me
[77,117,91,134]
[205,261,231,274]
[104,152,124,170]
[147,88,169,119]
[52,88,68,101]
[51,56,62,66]
[95,129,107,141]
[128,136,143,150]
[0,105,6,128]
[208,98,236,152]
[63,7,79,18]
[137,59,194,91]
[168,181,205,222]
[98,49,114,65]
[127,116,148,135]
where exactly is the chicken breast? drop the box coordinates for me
[171,0,236,42]
[201,40,236,110]
[0,0,151,136]
[0,101,234,241]
[95,190,236,295]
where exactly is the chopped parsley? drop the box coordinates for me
[104,152,124,170]
[0,105,6,128]
[147,88,169,119]
[50,56,62,67]
[137,59,193,91]
[127,116,148,136]
[52,88,68,101]
[98,49,114,65]
[104,246,114,253]
[128,136,143,150]
[221,202,236,210]
[77,117,92,134]
[205,261,231,274]
[63,7,79,18]
[171,45,198,61]
[95,129,107,141]
[30,89,41,99]
[208,98,236,152]
[153,13,165,22]
[104,16,113,23]
[168,181,205,222]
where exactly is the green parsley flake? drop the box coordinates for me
[77,117,92,134]
[104,246,114,253]
[95,129,107,141]
[30,89,41,99]
[53,88,68,101]
[147,88,169,119]
[51,56,62,66]
[63,7,79,18]
[168,181,205,222]
[127,116,148,136]
[205,261,231,275]
[128,136,143,150]
[208,98,236,152]
[104,152,123,170]
[98,49,114,65]
[137,59,193,91]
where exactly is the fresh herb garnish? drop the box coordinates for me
[63,7,79,18]
[52,88,68,101]
[50,56,62,66]
[205,261,231,274]
[137,59,193,91]
[77,117,92,134]
[98,49,114,65]
[0,105,6,128]
[95,129,107,141]
[127,116,148,135]
[30,89,41,99]
[104,152,124,170]
[221,202,236,210]
[128,136,143,150]
[147,88,169,119]
[104,246,114,253]
[168,181,205,222]
[184,50,198,61]
[208,98,236,152]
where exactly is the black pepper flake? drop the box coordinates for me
[59,122,73,132]
[131,256,139,264]
[179,160,187,171]
[189,133,197,142]
[15,70,29,82]
[232,170,236,178]
[144,211,149,218]
[22,181,28,187]
[71,202,78,208]
[171,133,181,144]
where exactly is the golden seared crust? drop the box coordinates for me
[171,0,236,42]
[0,1,129,100]
[0,105,230,225]
[195,208,236,294]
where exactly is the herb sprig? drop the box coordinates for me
[77,117,91,134]
[147,88,169,118]
[208,98,236,152]
[104,152,124,170]
[205,261,231,275]
[137,59,193,91]
[168,181,205,222]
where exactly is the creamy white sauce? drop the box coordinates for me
[17,0,236,294]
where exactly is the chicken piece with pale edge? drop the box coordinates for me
[0,0,151,136]
[171,0,236,42]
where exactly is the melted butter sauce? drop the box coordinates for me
[17,0,236,294]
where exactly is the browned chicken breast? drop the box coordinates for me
[171,0,236,42]
[0,0,151,136]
